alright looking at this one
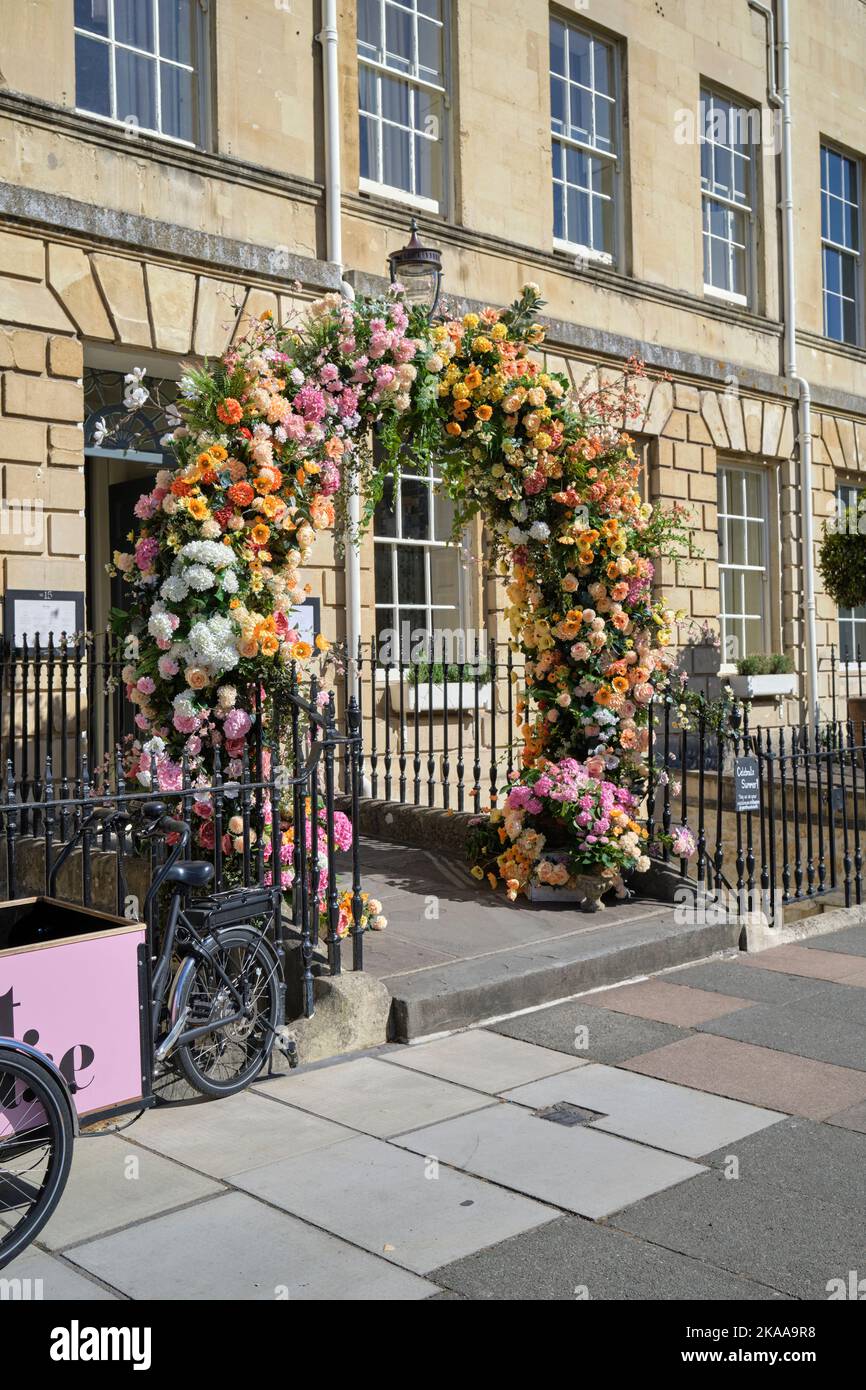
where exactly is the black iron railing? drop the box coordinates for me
[0,668,364,1019]
[648,693,866,927]
[343,638,526,811]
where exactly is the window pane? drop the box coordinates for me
[550,75,566,132]
[75,0,109,37]
[553,181,565,240]
[399,609,429,651]
[75,33,111,117]
[381,73,410,127]
[550,18,566,76]
[565,145,589,190]
[414,132,439,201]
[592,191,614,256]
[742,570,764,617]
[825,290,843,341]
[843,293,858,345]
[417,17,442,80]
[401,478,430,539]
[159,0,192,65]
[359,114,376,179]
[744,471,763,514]
[374,477,397,537]
[568,27,591,87]
[567,185,591,248]
[841,251,858,300]
[414,85,442,136]
[828,193,844,246]
[595,93,613,151]
[160,62,194,142]
[434,492,455,542]
[429,546,460,610]
[710,235,729,291]
[743,619,764,655]
[385,4,413,71]
[569,83,592,141]
[374,545,393,605]
[418,0,441,18]
[115,0,155,52]
[726,519,746,566]
[593,42,612,97]
[115,47,157,127]
[357,0,381,55]
[396,548,425,605]
[382,123,411,192]
[358,65,377,114]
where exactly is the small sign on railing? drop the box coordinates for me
[734,755,760,813]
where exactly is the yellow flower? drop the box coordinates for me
[491,323,507,340]
[187,497,209,521]
[315,633,330,652]
[292,640,313,661]
[470,865,484,880]
[251,522,271,546]
[473,336,492,354]
[260,634,279,657]
[463,313,480,329]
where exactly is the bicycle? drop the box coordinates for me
[0,1038,77,1269]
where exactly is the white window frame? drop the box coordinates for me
[718,463,771,665]
[373,462,468,659]
[357,0,449,214]
[73,0,209,148]
[836,481,866,664]
[700,87,756,308]
[549,16,620,266]
[821,143,862,347]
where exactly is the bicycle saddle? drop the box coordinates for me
[162,860,215,889]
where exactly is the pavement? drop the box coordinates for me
[353,838,738,1037]
[6,924,866,1301]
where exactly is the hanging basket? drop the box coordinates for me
[818,526,866,610]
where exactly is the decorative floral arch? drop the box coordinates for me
[114,284,689,899]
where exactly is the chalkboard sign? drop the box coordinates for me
[734,755,760,813]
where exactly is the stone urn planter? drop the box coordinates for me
[527,851,610,911]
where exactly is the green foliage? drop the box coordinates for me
[818,512,866,610]
[735,653,794,676]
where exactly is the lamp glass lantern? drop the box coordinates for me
[388,218,443,318]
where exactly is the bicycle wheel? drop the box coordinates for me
[173,928,281,1099]
[0,1048,75,1270]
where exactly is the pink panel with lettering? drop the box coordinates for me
[0,926,146,1128]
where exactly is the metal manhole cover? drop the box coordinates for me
[535,1102,607,1127]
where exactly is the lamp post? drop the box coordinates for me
[388,218,443,318]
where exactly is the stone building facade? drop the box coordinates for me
[1,0,865,734]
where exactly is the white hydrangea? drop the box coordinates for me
[161,574,189,603]
[221,569,239,594]
[147,607,176,644]
[529,521,550,541]
[507,526,528,545]
[185,564,216,592]
[179,540,238,569]
[185,614,239,674]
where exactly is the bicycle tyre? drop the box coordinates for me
[0,1048,75,1270]
[173,927,281,1099]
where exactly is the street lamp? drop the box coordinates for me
[388,217,443,318]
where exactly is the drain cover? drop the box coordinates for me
[535,1102,606,1127]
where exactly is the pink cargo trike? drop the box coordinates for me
[0,800,287,1269]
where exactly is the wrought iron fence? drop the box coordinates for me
[648,693,866,927]
[0,667,364,1019]
[343,637,526,811]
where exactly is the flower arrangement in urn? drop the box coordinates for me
[468,757,651,909]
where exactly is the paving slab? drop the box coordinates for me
[623,1034,866,1120]
[824,1099,866,1134]
[234,1133,556,1274]
[33,1132,221,1250]
[611,1168,866,1300]
[127,1090,356,1178]
[588,978,755,1027]
[391,1103,704,1219]
[740,944,866,985]
[431,1213,790,1301]
[0,1248,118,1300]
[768,979,866,1025]
[801,925,866,956]
[660,958,827,1004]
[502,1065,782,1158]
[697,998,866,1073]
[382,1029,588,1093]
[256,1056,493,1137]
[491,999,691,1064]
[699,1116,866,1213]
[68,1191,435,1301]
